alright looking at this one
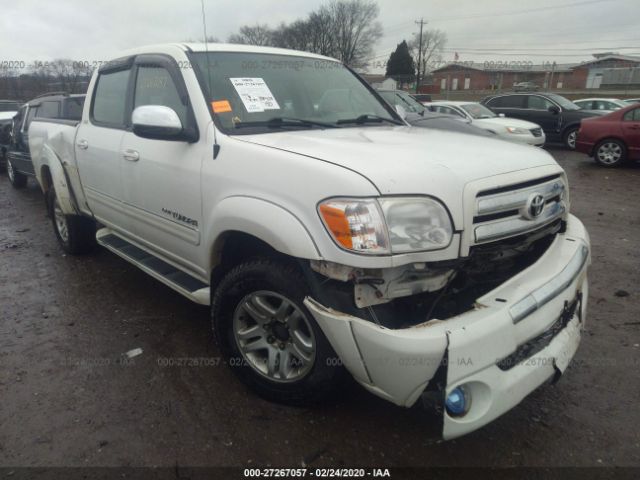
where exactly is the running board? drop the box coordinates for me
[96,228,210,305]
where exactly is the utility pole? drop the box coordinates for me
[415,18,425,94]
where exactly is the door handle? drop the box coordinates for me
[629,124,640,130]
[122,149,140,162]
[77,139,88,150]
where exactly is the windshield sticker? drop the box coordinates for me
[211,100,232,113]
[230,78,280,113]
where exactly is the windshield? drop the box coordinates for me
[396,92,426,114]
[191,52,398,133]
[460,103,496,119]
[0,102,20,112]
[546,93,580,111]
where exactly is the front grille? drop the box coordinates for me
[530,127,543,137]
[473,175,566,244]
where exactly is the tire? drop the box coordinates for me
[563,126,579,150]
[212,257,346,405]
[6,159,27,188]
[594,139,627,168]
[48,188,96,255]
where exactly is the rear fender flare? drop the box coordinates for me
[40,144,78,215]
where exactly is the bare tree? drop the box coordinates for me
[272,21,310,51]
[409,29,447,81]
[227,1,383,67]
[228,24,274,46]
[328,0,382,69]
[306,8,336,57]
[30,59,92,94]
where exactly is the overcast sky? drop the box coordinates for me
[0,0,638,73]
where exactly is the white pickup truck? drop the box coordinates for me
[29,43,590,439]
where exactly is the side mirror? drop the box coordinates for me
[395,104,408,120]
[132,105,185,141]
[548,105,560,114]
[498,113,505,118]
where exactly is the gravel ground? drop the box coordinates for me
[0,148,638,472]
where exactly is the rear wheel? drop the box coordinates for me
[594,139,627,167]
[563,127,579,150]
[48,188,96,254]
[7,160,27,188]
[212,257,345,405]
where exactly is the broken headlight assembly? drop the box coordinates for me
[318,197,453,254]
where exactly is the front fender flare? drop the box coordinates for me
[206,196,322,267]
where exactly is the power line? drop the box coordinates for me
[446,46,640,52]
[428,0,614,22]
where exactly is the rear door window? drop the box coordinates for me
[92,68,132,127]
[64,97,85,120]
[527,96,554,110]
[435,106,464,117]
[487,95,526,109]
[37,101,60,119]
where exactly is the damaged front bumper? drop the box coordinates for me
[304,214,590,439]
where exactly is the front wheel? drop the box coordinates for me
[594,139,627,167]
[212,258,346,405]
[48,188,96,254]
[7,160,27,188]
[563,127,579,150]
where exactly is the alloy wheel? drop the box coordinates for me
[597,142,622,165]
[233,290,316,383]
[53,197,69,244]
[7,161,15,182]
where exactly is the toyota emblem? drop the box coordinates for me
[523,193,545,219]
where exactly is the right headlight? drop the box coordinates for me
[318,196,453,255]
[379,197,453,253]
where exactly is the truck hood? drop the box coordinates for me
[237,126,560,227]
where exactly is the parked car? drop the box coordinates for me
[574,98,632,112]
[0,101,20,169]
[624,98,640,103]
[411,93,432,105]
[428,101,545,146]
[481,92,605,149]
[404,110,496,137]
[376,90,493,137]
[29,43,590,440]
[575,103,640,167]
[6,92,85,188]
[377,89,428,120]
[513,82,539,92]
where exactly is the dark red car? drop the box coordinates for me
[576,104,640,167]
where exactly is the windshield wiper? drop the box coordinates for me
[336,114,404,126]
[234,117,339,129]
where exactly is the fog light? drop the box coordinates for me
[445,386,470,417]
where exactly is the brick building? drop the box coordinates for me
[431,54,640,92]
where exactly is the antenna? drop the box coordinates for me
[200,0,220,157]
